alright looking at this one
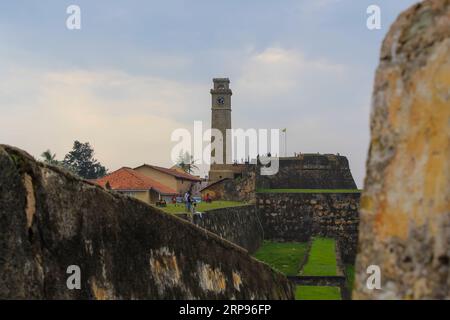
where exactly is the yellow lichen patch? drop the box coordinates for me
[149,247,182,295]
[423,41,450,215]
[360,195,373,212]
[372,39,450,240]
[197,263,227,293]
[232,271,242,291]
[23,173,36,229]
[90,278,112,300]
[374,204,409,240]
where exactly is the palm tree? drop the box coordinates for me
[176,151,199,174]
[41,149,59,165]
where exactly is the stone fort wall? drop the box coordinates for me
[177,193,360,265]
[256,154,357,190]
[197,154,361,265]
[256,192,360,264]
[177,205,263,254]
[0,145,293,299]
[201,166,256,202]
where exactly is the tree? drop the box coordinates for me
[40,149,59,165]
[63,141,107,179]
[176,150,198,174]
[40,149,76,173]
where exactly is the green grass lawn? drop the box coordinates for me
[345,265,355,292]
[253,241,308,276]
[257,189,362,193]
[301,238,337,276]
[161,201,245,214]
[295,286,341,300]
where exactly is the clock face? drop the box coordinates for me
[217,97,225,105]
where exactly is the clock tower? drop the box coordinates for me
[209,78,234,182]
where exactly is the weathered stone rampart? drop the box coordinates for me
[256,155,357,190]
[177,205,263,254]
[0,145,293,299]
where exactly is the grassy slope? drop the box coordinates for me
[257,189,362,193]
[295,286,341,300]
[253,241,308,276]
[301,238,337,276]
[346,265,355,293]
[161,201,244,214]
[253,240,342,300]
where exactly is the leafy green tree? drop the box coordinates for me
[63,141,107,179]
[176,150,198,174]
[40,149,76,173]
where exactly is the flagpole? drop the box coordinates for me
[285,129,287,157]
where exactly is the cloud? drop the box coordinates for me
[235,47,345,102]
[40,69,204,119]
[0,66,204,172]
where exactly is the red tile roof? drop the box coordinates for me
[134,164,201,182]
[93,167,177,195]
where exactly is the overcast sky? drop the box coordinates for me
[0,0,419,187]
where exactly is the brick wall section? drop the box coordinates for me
[256,192,360,264]
[0,145,293,299]
[177,205,263,254]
